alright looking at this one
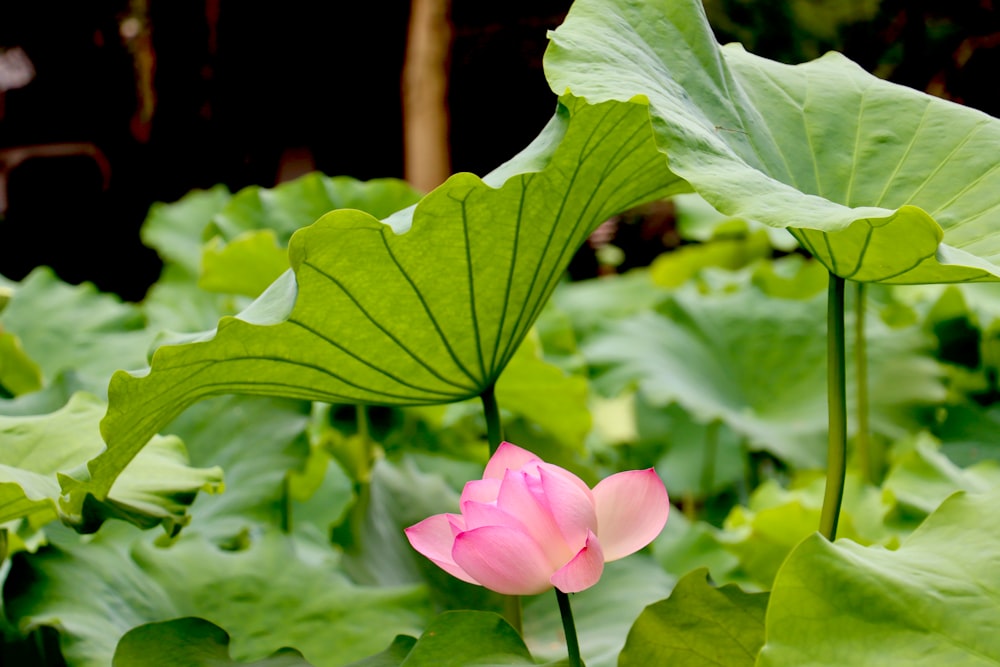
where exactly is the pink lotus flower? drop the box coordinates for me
[404,441,670,595]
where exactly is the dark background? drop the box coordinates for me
[0,0,996,301]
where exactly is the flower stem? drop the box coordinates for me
[480,383,504,456]
[854,281,874,484]
[556,590,584,667]
[820,272,847,541]
[480,384,521,633]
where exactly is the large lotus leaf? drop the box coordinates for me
[582,281,945,468]
[0,392,221,534]
[757,490,1000,665]
[113,618,313,667]
[618,568,767,667]
[545,0,1000,284]
[93,97,685,509]
[5,523,431,667]
[0,268,156,397]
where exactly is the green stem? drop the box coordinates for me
[481,384,504,456]
[854,281,873,484]
[820,272,847,541]
[480,384,521,633]
[556,590,584,667]
[701,420,719,499]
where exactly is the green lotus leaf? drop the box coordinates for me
[5,524,430,667]
[113,617,313,667]
[758,490,1000,665]
[618,568,767,667]
[93,97,685,510]
[0,392,221,534]
[545,0,1000,283]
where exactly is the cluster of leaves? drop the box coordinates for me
[2,0,1000,664]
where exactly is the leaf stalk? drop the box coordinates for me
[820,272,847,541]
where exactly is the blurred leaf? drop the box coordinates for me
[619,568,767,667]
[0,268,155,397]
[207,174,422,246]
[342,636,416,667]
[0,332,42,395]
[159,395,313,536]
[141,185,232,276]
[113,617,313,667]
[200,230,290,297]
[650,230,774,289]
[883,432,1000,515]
[653,511,740,582]
[672,193,797,252]
[496,334,591,452]
[584,281,945,468]
[758,490,1000,665]
[720,472,892,588]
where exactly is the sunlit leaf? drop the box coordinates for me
[545,0,1000,284]
[758,490,1000,665]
